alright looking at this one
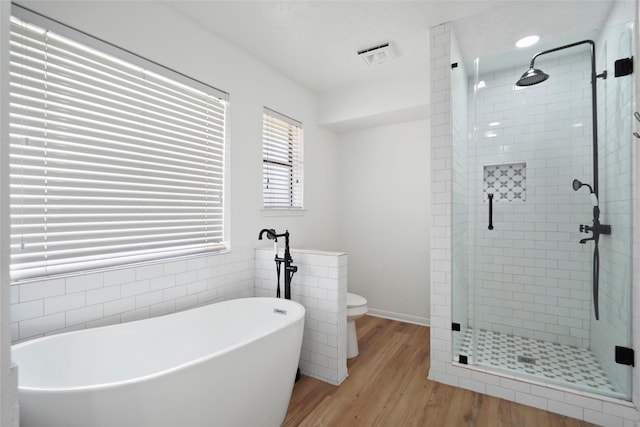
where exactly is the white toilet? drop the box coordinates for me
[346,292,368,359]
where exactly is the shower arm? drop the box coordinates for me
[529,40,607,196]
[530,40,596,68]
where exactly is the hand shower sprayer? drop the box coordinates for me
[571,178,611,321]
[572,178,592,193]
[572,179,598,207]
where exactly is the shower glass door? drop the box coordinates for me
[451,21,634,400]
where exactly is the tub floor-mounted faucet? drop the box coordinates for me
[258,228,301,382]
[258,228,298,300]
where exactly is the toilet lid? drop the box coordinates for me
[347,292,367,307]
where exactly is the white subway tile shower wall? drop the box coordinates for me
[468,52,593,349]
[429,22,455,383]
[428,23,639,425]
[11,250,255,342]
[254,248,348,386]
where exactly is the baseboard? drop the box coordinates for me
[299,369,343,386]
[366,308,430,327]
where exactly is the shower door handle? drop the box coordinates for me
[488,193,494,230]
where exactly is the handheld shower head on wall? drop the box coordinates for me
[573,179,598,207]
[572,178,593,193]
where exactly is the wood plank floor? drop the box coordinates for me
[283,316,599,427]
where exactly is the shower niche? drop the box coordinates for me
[451,21,634,400]
[483,162,526,202]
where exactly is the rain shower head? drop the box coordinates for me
[516,39,604,88]
[516,67,549,86]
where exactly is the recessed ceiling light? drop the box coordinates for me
[515,35,540,49]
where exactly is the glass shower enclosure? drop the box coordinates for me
[451,21,634,399]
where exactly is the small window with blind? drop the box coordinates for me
[9,6,228,281]
[262,108,304,210]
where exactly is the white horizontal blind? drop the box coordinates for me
[262,108,303,208]
[9,14,228,281]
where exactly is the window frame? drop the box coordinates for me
[262,107,304,211]
[8,5,230,282]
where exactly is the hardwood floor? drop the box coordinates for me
[283,316,598,427]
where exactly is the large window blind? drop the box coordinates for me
[262,108,303,208]
[9,10,228,281]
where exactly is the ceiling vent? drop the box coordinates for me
[357,43,394,66]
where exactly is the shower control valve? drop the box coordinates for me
[579,224,593,233]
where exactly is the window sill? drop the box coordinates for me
[261,208,307,217]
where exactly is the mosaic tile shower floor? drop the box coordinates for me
[457,328,623,397]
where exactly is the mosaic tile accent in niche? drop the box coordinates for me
[484,162,526,202]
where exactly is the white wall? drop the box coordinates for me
[17,0,340,252]
[318,74,428,133]
[337,120,430,325]
[5,0,433,362]
[3,1,433,409]
[8,0,340,340]
[317,17,432,326]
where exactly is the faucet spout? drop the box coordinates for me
[258,228,278,241]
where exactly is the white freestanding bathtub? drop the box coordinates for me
[12,297,305,427]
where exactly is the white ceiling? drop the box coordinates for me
[164,0,617,95]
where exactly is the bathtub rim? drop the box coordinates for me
[12,297,305,393]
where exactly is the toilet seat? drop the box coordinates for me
[347,292,367,307]
[347,292,367,317]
